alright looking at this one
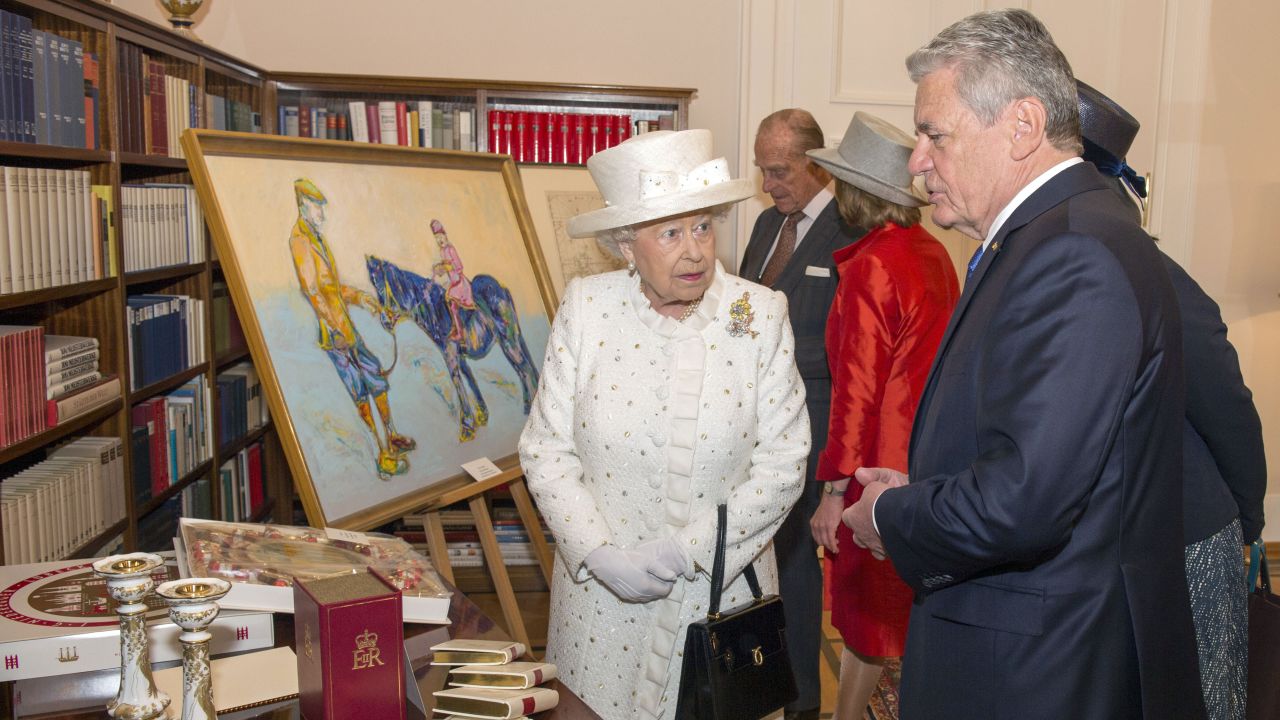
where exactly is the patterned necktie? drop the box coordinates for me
[965,242,986,284]
[759,211,802,287]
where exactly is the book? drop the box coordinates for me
[45,369,100,400]
[44,373,118,425]
[0,552,274,681]
[429,639,526,666]
[43,334,96,361]
[176,518,452,624]
[431,686,558,719]
[448,661,557,689]
[294,569,404,720]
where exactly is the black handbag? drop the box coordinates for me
[674,504,798,719]
[1247,541,1280,720]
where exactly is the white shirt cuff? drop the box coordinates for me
[871,492,881,535]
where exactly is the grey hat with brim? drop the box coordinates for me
[806,112,925,209]
[566,129,755,238]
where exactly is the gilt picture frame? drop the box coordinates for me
[516,166,624,301]
[182,130,555,530]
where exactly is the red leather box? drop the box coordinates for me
[294,569,405,720]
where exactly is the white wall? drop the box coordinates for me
[111,0,748,260]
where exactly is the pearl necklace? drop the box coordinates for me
[676,296,703,323]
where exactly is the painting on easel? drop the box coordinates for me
[183,130,555,529]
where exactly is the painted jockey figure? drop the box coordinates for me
[430,219,477,343]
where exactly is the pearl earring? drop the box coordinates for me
[627,260,636,274]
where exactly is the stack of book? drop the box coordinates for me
[125,292,206,389]
[398,503,555,569]
[1,167,113,294]
[43,334,121,428]
[216,361,267,449]
[430,639,559,719]
[129,372,211,504]
[120,183,207,272]
[115,43,200,158]
[0,10,102,149]
[0,435,125,563]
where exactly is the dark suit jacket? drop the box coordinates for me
[877,163,1206,719]
[1164,254,1267,543]
[739,199,860,478]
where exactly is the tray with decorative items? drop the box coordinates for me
[175,517,452,624]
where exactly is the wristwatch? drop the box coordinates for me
[823,482,846,496]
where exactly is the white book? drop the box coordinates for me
[45,359,98,388]
[378,101,398,145]
[29,168,50,288]
[0,169,9,293]
[44,335,98,361]
[418,100,434,148]
[0,553,275,682]
[348,100,368,142]
[47,370,102,400]
[8,167,32,289]
[53,169,72,285]
[73,171,88,282]
[3,167,19,292]
[459,109,473,151]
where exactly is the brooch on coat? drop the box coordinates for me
[727,291,759,339]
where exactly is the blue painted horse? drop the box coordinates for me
[366,255,540,442]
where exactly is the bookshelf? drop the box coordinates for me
[1,0,695,577]
[0,0,288,563]
[266,73,693,163]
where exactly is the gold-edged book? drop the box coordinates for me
[432,686,558,719]
[448,661,558,689]
[429,639,526,666]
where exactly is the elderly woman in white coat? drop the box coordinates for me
[518,129,809,720]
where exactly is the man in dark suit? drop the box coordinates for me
[843,9,1207,719]
[739,108,858,720]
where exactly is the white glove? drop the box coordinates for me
[634,537,695,582]
[584,544,674,602]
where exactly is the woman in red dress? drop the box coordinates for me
[806,112,959,718]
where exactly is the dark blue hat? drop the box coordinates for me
[1077,80,1146,198]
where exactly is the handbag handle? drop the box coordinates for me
[707,504,764,619]
[1249,540,1271,593]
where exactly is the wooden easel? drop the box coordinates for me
[418,466,554,652]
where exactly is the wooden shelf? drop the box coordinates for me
[453,564,549,594]
[0,278,117,311]
[128,364,207,403]
[117,152,189,169]
[0,140,112,164]
[66,518,128,559]
[0,398,121,466]
[124,263,205,286]
[137,459,213,517]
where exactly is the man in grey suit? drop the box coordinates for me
[739,108,861,720]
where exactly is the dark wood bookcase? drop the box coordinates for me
[0,0,694,574]
[0,0,286,561]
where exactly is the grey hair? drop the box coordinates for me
[757,109,826,157]
[594,203,736,258]
[906,8,1082,154]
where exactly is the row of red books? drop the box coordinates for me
[487,110,671,165]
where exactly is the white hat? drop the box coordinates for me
[806,112,925,208]
[566,129,754,238]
